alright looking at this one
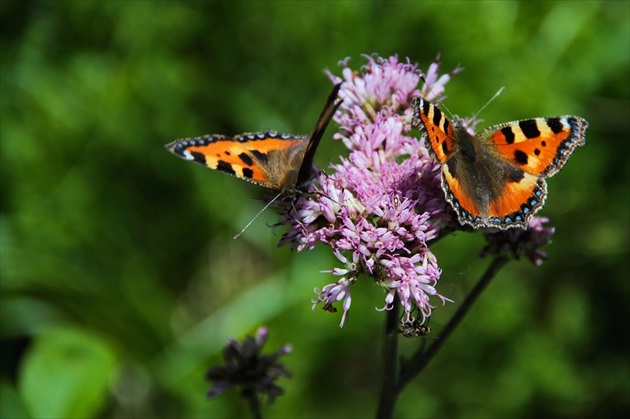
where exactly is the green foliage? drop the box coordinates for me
[19,328,116,418]
[1,1,628,417]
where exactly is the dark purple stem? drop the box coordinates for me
[376,298,400,419]
[244,391,263,419]
[396,255,509,391]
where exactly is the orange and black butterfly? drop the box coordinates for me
[165,84,342,195]
[411,97,587,230]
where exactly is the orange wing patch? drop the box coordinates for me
[486,116,588,177]
[486,173,546,228]
[441,164,481,219]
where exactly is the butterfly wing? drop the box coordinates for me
[296,83,343,186]
[482,171,547,229]
[468,116,586,228]
[482,116,588,177]
[165,131,309,191]
[412,97,486,224]
[411,97,456,164]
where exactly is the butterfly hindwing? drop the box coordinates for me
[485,173,547,228]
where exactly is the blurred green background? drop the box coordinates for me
[1,1,628,418]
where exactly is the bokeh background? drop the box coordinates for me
[1,1,628,418]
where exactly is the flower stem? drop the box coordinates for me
[395,255,509,391]
[245,392,262,419]
[376,299,401,419]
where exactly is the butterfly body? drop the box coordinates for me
[412,97,587,230]
[165,83,342,195]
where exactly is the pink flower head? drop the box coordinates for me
[277,55,461,326]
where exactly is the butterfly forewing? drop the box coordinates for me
[296,83,343,186]
[485,116,588,177]
[165,132,310,190]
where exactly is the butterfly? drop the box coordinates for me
[165,83,342,195]
[411,97,588,230]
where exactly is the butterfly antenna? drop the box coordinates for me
[419,75,455,119]
[472,86,505,120]
[311,170,342,206]
[233,192,283,239]
[287,201,309,235]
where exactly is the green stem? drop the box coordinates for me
[396,255,509,391]
[244,391,262,419]
[375,298,400,419]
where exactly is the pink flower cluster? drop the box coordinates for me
[278,55,462,326]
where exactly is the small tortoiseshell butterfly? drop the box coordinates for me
[165,83,342,194]
[411,97,588,230]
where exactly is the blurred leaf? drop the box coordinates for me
[18,328,116,419]
[0,380,30,419]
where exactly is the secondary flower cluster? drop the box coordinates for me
[480,216,556,266]
[206,327,292,405]
[278,55,460,326]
